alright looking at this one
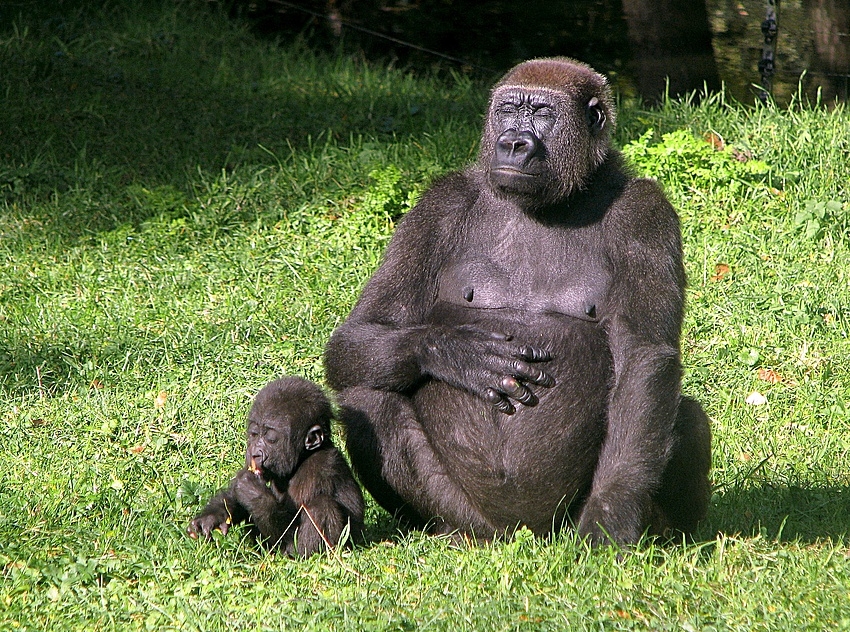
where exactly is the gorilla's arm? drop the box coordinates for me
[325,173,552,411]
[188,480,249,539]
[578,179,686,545]
[187,470,299,545]
[232,469,299,547]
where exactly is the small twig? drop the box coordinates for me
[299,504,334,551]
[300,504,363,578]
[270,507,303,550]
[223,498,235,530]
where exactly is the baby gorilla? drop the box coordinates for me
[188,377,364,557]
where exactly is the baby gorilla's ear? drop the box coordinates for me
[304,424,325,451]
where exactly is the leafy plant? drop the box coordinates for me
[622,129,770,193]
[361,165,411,219]
[793,199,844,241]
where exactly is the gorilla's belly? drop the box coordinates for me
[416,303,612,533]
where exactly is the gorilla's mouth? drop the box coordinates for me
[492,166,537,177]
[490,167,542,194]
[248,457,263,477]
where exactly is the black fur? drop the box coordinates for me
[324,57,711,546]
[188,377,365,557]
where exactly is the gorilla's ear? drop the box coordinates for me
[304,425,325,451]
[586,97,606,132]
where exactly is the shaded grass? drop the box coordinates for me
[1,1,849,630]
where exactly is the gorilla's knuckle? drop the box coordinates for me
[483,388,502,404]
[499,375,519,392]
[507,359,527,374]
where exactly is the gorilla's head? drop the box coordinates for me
[480,57,616,209]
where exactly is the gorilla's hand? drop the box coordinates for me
[188,505,234,539]
[233,468,273,511]
[418,325,554,414]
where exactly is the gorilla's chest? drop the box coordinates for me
[436,221,609,322]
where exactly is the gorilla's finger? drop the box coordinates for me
[498,376,538,406]
[484,387,516,414]
[517,344,552,362]
[509,361,555,388]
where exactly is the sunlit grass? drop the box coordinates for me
[1,1,849,630]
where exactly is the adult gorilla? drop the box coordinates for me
[324,57,711,546]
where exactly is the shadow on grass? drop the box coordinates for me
[0,1,484,239]
[704,484,850,543]
[356,484,850,549]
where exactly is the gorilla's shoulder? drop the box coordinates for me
[600,174,681,248]
[410,169,481,217]
[616,176,678,223]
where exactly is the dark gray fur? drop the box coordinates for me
[188,377,365,557]
[324,58,711,546]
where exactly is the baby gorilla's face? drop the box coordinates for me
[243,378,332,483]
[245,417,298,481]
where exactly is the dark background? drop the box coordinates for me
[220,0,849,103]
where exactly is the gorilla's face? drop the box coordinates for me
[481,58,614,209]
[487,89,558,193]
[244,380,329,482]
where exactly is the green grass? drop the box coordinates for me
[2,2,849,630]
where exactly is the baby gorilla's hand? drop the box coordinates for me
[188,506,233,539]
[233,468,273,509]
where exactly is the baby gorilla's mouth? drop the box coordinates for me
[248,457,263,477]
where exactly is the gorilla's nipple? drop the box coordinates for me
[584,303,597,318]
[463,286,474,302]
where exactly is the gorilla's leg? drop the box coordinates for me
[653,396,712,535]
[337,386,494,535]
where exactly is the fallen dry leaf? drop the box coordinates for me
[757,368,783,384]
[129,445,145,454]
[154,390,167,409]
[704,131,725,151]
[710,263,730,281]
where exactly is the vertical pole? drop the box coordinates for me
[758,0,778,103]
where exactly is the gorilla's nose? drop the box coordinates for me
[495,130,539,166]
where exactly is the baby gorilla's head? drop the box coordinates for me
[245,377,333,482]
